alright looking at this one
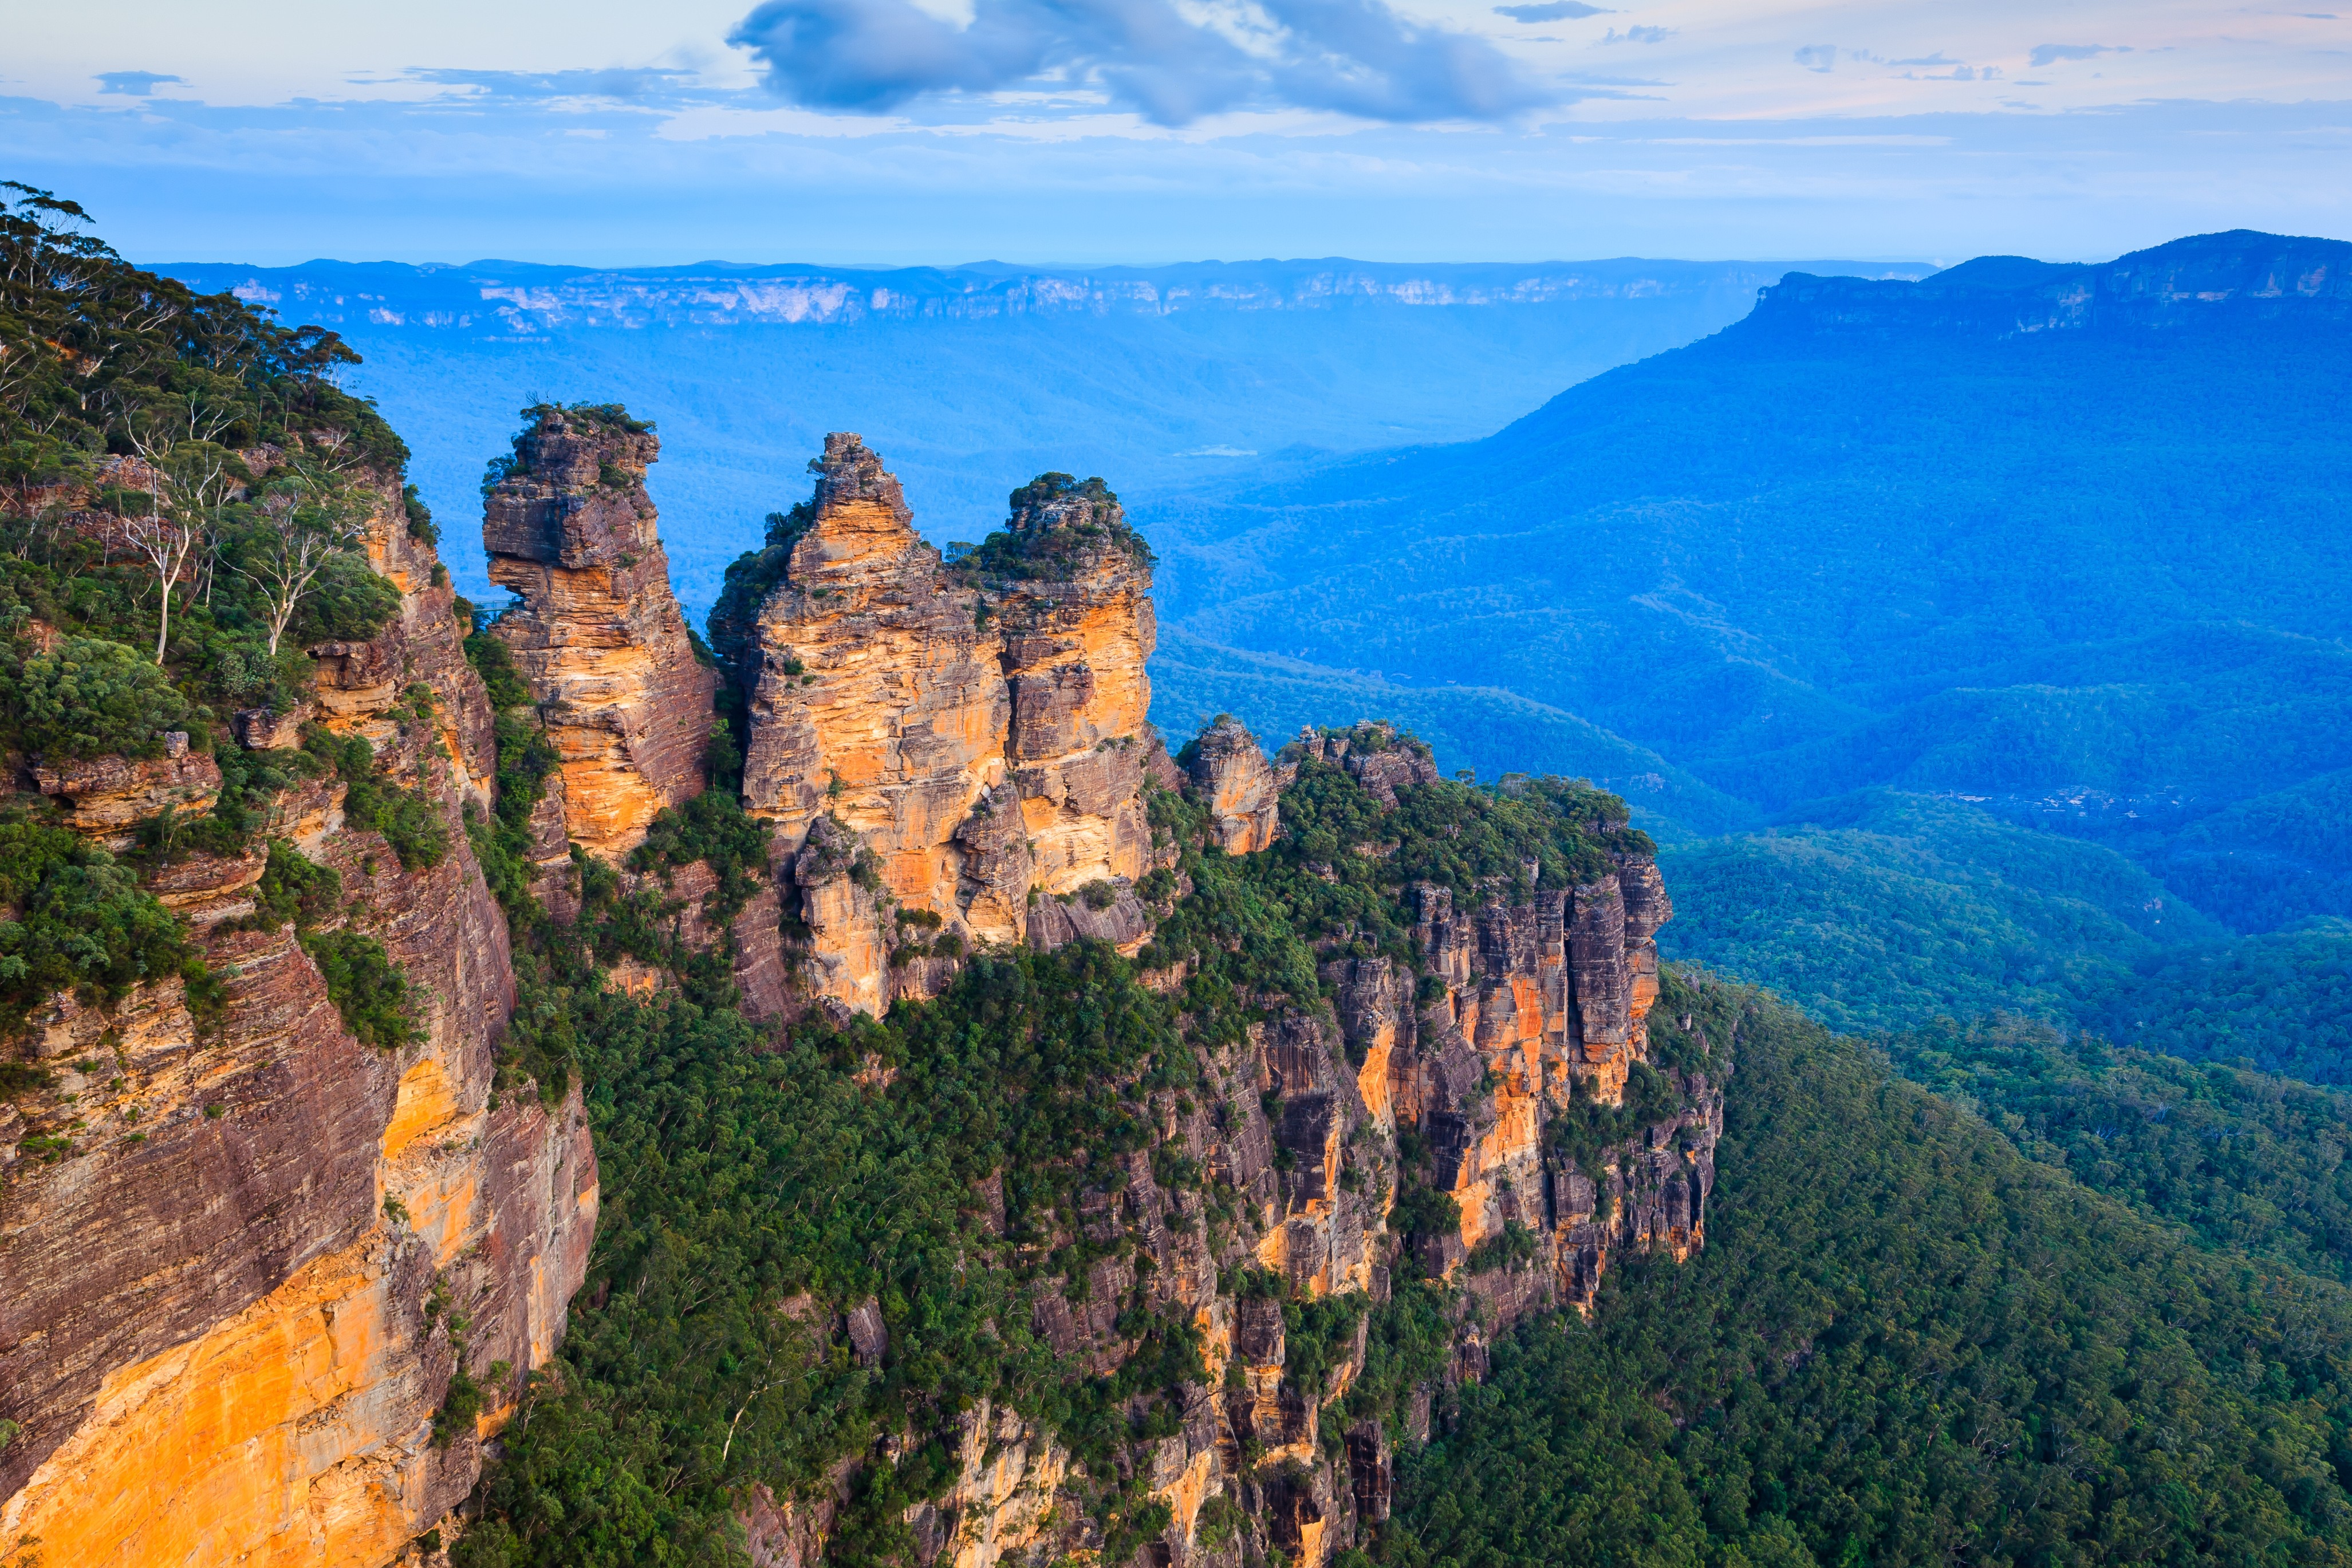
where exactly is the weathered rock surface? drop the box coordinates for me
[0,454,596,1566]
[30,735,219,847]
[1191,717,1291,853]
[730,438,1167,1014]
[865,728,1714,1568]
[484,404,712,860]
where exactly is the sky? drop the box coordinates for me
[6,0,2349,265]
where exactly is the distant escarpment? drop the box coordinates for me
[1755,227,2352,338]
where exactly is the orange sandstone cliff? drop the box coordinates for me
[0,459,596,1565]
[482,404,713,864]
[720,438,1166,1015]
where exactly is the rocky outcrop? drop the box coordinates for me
[1191,717,1291,853]
[728,438,1167,1014]
[30,734,219,847]
[0,451,596,1565]
[483,404,712,861]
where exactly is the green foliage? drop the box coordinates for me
[1547,1055,1693,1180]
[632,789,773,925]
[0,187,404,731]
[1464,1219,1541,1274]
[0,182,397,499]
[0,814,196,1030]
[434,1361,484,1449]
[1884,1013,2352,1288]
[464,941,1197,1562]
[402,482,439,545]
[1389,1183,1461,1245]
[2091,919,2352,1084]
[954,471,1155,584]
[1661,794,2352,1084]
[302,927,421,1050]
[285,549,403,648]
[4,633,196,761]
[1385,972,2352,1568]
[707,502,814,687]
[246,838,341,929]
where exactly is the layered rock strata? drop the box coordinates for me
[0,455,595,1566]
[727,438,1164,1014]
[483,404,712,862]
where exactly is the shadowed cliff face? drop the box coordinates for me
[0,463,596,1565]
[483,404,713,862]
[730,436,1163,1014]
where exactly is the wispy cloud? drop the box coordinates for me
[728,0,1562,125]
[1599,25,1673,44]
[1793,44,1837,72]
[401,67,706,103]
[2030,44,2132,67]
[95,71,183,97]
[1492,2,1610,20]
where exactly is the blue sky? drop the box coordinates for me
[9,0,2349,265]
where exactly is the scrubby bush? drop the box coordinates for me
[5,634,195,761]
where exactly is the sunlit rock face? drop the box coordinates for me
[483,403,712,863]
[1188,716,1293,854]
[0,463,596,1567]
[728,437,1167,1014]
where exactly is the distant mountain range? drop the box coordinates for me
[149,254,1933,614]
[1141,230,2352,945]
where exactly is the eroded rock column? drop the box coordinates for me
[483,404,712,861]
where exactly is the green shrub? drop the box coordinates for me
[312,730,449,871]
[0,816,195,1029]
[632,788,772,923]
[247,838,341,929]
[402,483,439,545]
[5,634,195,761]
[302,926,421,1050]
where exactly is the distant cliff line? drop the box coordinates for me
[154,256,1936,336]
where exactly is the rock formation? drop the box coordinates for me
[809,721,1714,1568]
[726,438,1165,1013]
[0,457,595,1563]
[1188,716,1292,852]
[483,404,712,861]
[2,410,1714,1568]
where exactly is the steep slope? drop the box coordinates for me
[450,674,1717,1566]
[1390,983,2352,1567]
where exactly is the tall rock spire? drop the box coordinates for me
[482,403,714,861]
[732,436,1165,1014]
